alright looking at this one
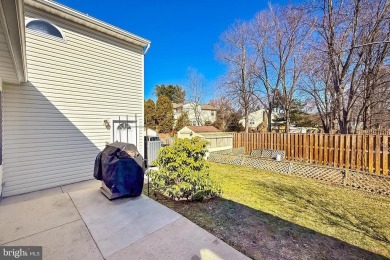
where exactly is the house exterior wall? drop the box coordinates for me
[144,127,157,137]
[0,77,2,197]
[177,127,233,153]
[239,109,278,130]
[174,103,216,126]
[203,135,233,152]
[173,107,182,121]
[0,20,19,84]
[177,126,202,139]
[201,109,217,124]
[2,7,145,197]
[183,104,199,125]
[239,109,265,129]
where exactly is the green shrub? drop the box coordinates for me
[149,137,222,201]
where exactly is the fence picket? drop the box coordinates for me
[339,135,344,168]
[351,135,357,170]
[319,134,324,165]
[309,134,314,163]
[375,135,381,175]
[383,135,388,176]
[303,134,308,162]
[232,132,389,175]
[334,135,339,167]
[356,135,362,171]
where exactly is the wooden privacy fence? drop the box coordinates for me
[233,133,389,176]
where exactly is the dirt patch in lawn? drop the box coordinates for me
[144,162,390,259]
[150,193,386,260]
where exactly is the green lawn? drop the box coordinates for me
[145,162,390,259]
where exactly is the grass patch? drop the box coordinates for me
[144,162,390,259]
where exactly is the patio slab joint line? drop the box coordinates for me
[66,193,105,259]
[110,216,184,257]
[0,219,80,246]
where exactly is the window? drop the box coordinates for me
[26,19,64,39]
[211,112,215,116]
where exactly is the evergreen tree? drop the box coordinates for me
[175,111,191,131]
[156,95,174,133]
[272,100,317,130]
[289,101,317,127]
[155,84,186,103]
[144,99,156,130]
[225,112,244,132]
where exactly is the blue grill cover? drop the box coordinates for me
[94,142,145,197]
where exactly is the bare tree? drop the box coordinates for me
[185,68,205,126]
[250,5,312,133]
[356,66,390,130]
[209,96,236,131]
[301,50,336,132]
[216,0,390,133]
[313,0,390,133]
[216,21,257,133]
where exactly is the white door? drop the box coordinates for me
[112,120,137,145]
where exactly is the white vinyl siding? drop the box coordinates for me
[2,8,145,197]
[0,79,3,197]
[0,20,19,84]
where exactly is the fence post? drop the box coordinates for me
[241,156,246,166]
[288,162,292,174]
[342,169,349,186]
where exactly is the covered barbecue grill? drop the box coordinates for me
[94,142,145,200]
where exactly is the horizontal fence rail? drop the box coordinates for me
[233,133,389,176]
[356,129,390,135]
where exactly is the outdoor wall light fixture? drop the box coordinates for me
[103,120,111,130]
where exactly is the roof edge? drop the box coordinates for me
[24,0,151,48]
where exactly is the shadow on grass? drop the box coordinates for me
[257,180,390,245]
[145,190,388,260]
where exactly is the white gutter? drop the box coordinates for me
[16,0,27,82]
[25,0,151,48]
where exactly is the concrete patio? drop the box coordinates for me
[0,180,249,260]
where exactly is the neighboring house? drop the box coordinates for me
[239,109,278,130]
[158,133,174,146]
[241,109,317,133]
[0,0,150,197]
[173,102,217,126]
[177,126,233,152]
[289,126,318,133]
[144,127,158,137]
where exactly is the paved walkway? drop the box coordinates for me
[0,180,249,260]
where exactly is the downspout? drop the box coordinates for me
[144,43,151,55]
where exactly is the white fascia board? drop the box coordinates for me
[25,0,151,48]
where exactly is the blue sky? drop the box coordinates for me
[56,0,293,101]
